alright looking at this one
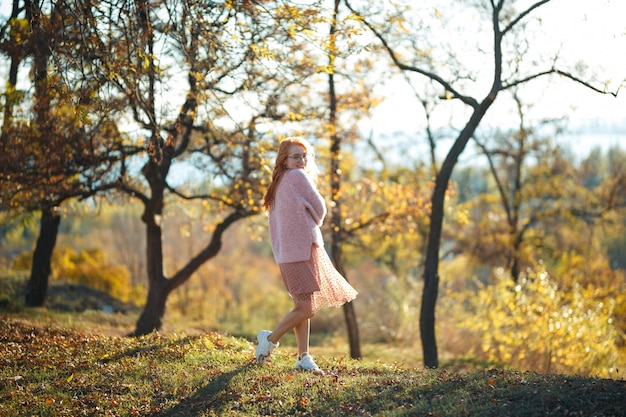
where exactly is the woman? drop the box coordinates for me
[256,137,358,375]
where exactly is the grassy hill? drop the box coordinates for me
[0,310,624,417]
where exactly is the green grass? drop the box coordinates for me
[0,311,624,417]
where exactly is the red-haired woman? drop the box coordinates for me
[256,137,358,375]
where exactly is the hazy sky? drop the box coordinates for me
[1,0,623,155]
[362,0,625,161]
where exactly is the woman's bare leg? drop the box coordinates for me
[267,306,312,345]
[294,318,310,358]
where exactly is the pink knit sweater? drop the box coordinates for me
[269,168,327,264]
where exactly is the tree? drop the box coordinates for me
[345,0,621,367]
[457,93,626,285]
[1,0,369,336]
[325,0,361,359]
[99,0,332,335]
[469,92,569,281]
[305,0,409,358]
[0,0,123,306]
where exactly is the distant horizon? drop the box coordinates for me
[352,122,624,172]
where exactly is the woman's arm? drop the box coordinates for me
[288,169,327,225]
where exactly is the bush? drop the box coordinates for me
[450,266,622,378]
[0,269,26,312]
[54,247,132,302]
[11,246,132,303]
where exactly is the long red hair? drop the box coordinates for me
[262,137,319,211]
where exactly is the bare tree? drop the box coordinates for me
[345,0,620,367]
[471,91,569,282]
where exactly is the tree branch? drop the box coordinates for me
[503,68,619,96]
[343,0,479,108]
[117,182,149,205]
[167,208,257,292]
[501,0,551,37]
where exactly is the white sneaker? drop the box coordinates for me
[256,330,278,364]
[295,353,324,375]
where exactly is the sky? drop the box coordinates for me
[1,0,623,162]
[363,0,626,163]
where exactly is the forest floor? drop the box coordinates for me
[1,305,625,417]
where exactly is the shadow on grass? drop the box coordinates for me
[99,335,200,363]
[440,355,500,371]
[153,366,249,417]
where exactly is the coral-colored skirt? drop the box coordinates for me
[279,244,358,314]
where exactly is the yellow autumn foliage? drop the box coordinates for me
[12,247,132,303]
[52,247,132,302]
[450,267,622,378]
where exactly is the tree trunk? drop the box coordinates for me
[421,98,497,368]
[134,276,169,335]
[327,0,361,360]
[25,206,61,307]
[342,300,361,359]
[134,181,167,335]
[420,178,445,368]
[132,154,249,336]
[332,232,361,359]
[132,209,250,336]
[329,219,361,358]
[132,0,168,336]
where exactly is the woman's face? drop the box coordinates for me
[285,144,307,170]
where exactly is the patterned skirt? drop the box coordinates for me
[279,244,358,314]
